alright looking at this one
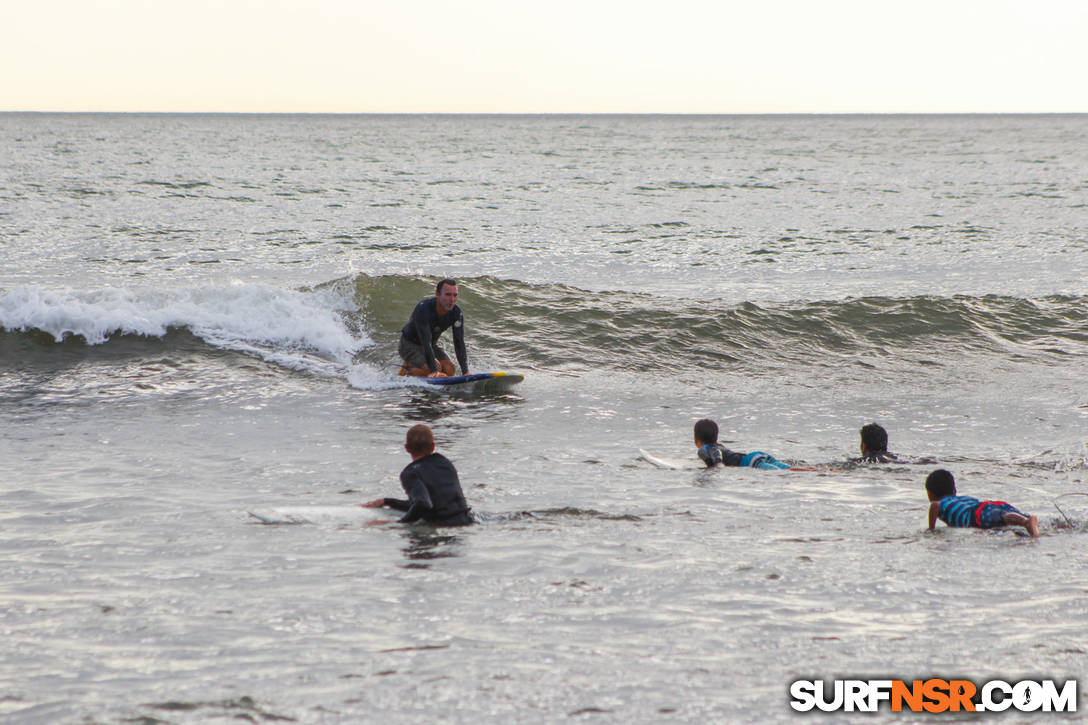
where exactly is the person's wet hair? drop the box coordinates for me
[860,422,888,452]
[436,278,457,294]
[694,418,719,445]
[405,424,435,456]
[925,469,956,500]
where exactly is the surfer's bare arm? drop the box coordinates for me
[927,501,941,530]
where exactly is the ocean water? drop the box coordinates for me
[2,113,1087,723]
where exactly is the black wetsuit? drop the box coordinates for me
[383,452,473,526]
[698,442,745,467]
[400,297,468,374]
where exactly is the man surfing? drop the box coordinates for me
[398,278,469,378]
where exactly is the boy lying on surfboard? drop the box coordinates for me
[694,418,816,471]
[925,468,1038,537]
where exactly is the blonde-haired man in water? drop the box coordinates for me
[363,424,474,526]
[398,279,468,378]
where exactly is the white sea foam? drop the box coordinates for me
[345,364,432,391]
[1055,443,1088,472]
[0,283,371,375]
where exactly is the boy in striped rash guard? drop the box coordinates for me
[925,469,1039,538]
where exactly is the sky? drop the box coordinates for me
[4,0,1087,114]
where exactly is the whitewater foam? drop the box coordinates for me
[0,283,371,375]
[345,364,436,391]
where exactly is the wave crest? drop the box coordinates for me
[6,274,1086,380]
[343,274,1088,373]
[0,282,370,375]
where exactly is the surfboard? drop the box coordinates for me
[417,371,524,392]
[638,448,692,470]
[248,505,381,525]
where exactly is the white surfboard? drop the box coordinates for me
[638,448,692,470]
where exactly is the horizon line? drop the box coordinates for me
[4,110,1087,117]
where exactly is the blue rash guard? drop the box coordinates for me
[400,297,468,374]
[382,452,473,526]
[698,443,790,470]
[937,495,1025,529]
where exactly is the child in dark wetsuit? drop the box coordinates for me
[363,424,474,526]
[693,419,810,470]
[925,469,1038,537]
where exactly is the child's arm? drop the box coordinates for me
[697,444,722,468]
[927,501,941,530]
